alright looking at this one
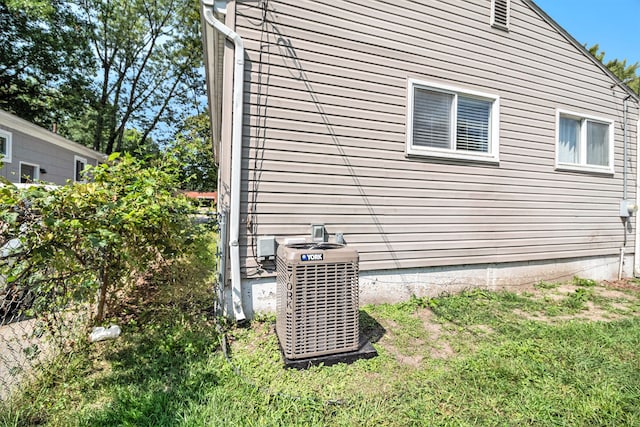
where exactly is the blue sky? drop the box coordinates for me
[533,0,640,66]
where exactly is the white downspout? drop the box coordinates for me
[202,0,246,321]
[635,118,640,276]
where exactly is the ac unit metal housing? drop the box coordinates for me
[276,243,359,360]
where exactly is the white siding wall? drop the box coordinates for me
[228,0,639,278]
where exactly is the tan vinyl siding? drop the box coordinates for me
[232,0,639,277]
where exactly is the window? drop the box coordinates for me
[406,79,500,162]
[0,129,12,163]
[19,162,39,183]
[491,0,510,30]
[74,155,87,182]
[556,110,614,174]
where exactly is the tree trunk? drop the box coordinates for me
[95,266,109,323]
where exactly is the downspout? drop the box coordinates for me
[620,96,629,279]
[624,96,630,201]
[635,118,640,276]
[202,0,246,321]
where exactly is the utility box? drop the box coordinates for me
[256,236,277,261]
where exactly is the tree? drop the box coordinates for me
[76,0,205,154]
[588,44,640,95]
[169,112,217,191]
[0,0,94,129]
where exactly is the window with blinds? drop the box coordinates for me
[491,0,510,30]
[556,110,613,173]
[407,79,500,162]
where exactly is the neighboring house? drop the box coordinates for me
[200,0,640,320]
[0,109,106,185]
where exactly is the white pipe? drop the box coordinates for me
[619,247,625,280]
[624,96,629,200]
[202,0,246,321]
[635,118,640,276]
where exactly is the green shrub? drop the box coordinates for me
[0,152,198,324]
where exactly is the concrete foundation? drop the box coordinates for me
[230,254,634,319]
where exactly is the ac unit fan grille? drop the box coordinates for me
[276,246,359,359]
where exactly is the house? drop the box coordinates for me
[200,0,640,320]
[0,109,106,185]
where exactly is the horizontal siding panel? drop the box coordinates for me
[242,166,624,195]
[244,214,621,226]
[357,247,619,271]
[243,194,618,212]
[241,247,619,275]
[242,203,617,217]
[244,105,404,134]
[337,238,620,254]
[252,223,620,236]
[245,88,406,115]
[359,241,619,261]
[241,151,624,188]
[241,119,405,143]
[244,175,621,198]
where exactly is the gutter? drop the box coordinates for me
[201,0,246,321]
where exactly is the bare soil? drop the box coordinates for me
[388,279,640,362]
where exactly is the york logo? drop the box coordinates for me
[301,253,323,261]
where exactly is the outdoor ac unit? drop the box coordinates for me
[276,243,359,360]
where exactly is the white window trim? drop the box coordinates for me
[19,161,40,182]
[406,78,500,163]
[74,155,88,183]
[490,0,510,31]
[0,129,12,163]
[555,109,615,175]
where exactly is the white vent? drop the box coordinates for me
[491,0,510,30]
[276,243,359,360]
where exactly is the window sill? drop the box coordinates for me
[555,163,614,176]
[407,147,500,164]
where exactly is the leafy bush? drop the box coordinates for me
[0,153,198,324]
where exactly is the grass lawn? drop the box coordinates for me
[0,275,639,426]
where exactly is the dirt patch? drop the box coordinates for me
[417,309,455,359]
[375,311,456,363]
[596,288,633,300]
[529,278,639,319]
[601,279,640,291]
[395,352,424,367]
[472,324,495,336]
[513,308,543,322]
[579,302,623,322]
[429,341,455,360]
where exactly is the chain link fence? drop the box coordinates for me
[0,285,88,402]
